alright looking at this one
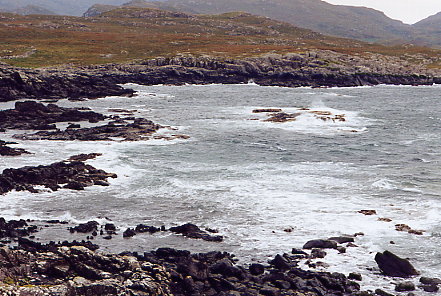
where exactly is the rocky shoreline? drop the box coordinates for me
[2,51,441,102]
[1,53,440,295]
[0,215,437,296]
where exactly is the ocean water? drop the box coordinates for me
[1,83,441,293]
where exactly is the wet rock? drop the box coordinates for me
[270,254,291,270]
[328,236,355,244]
[337,246,347,253]
[69,221,99,233]
[0,101,105,131]
[249,263,265,275]
[420,277,441,285]
[378,217,393,222]
[303,239,337,249]
[0,140,30,156]
[375,288,394,296]
[0,218,38,239]
[169,223,223,242]
[264,112,300,123]
[421,284,439,292]
[358,210,377,215]
[135,224,161,234]
[349,272,362,281]
[123,228,137,238]
[395,281,415,292]
[0,156,117,195]
[252,108,282,113]
[310,249,327,259]
[68,153,102,162]
[16,118,164,142]
[375,251,419,277]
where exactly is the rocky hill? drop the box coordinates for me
[133,0,414,43]
[1,6,441,70]
[87,0,441,47]
[0,0,125,16]
[10,5,56,15]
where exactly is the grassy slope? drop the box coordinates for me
[0,7,440,69]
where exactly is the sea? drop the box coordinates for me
[1,83,441,293]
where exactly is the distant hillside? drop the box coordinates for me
[410,13,441,47]
[115,0,413,44]
[11,5,56,15]
[415,12,441,29]
[0,0,125,16]
[1,6,440,71]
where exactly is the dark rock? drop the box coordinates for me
[291,248,308,256]
[16,118,164,142]
[395,281,415,292]
[135,224,161,234]
[264,112,300,123]
[0,157,116,195]
[310,249,327,259]
[68,153,102,162]
[348,272,362,281]
[337,246,346,253]
[169,223,223,242]
[421,284,439,292]
[375,251,419,277]
[0,140,30,156]
[249,263,265,275]
[70,221,99,233]
[123,228,136,238]
[104,223,116,232]
[328,236,355,244]
[375,289,394,296]
[0,101,105,131]
[252,109,282,113]
[420,277,441,285]
[303,239,337,249]
[270,254,291,270]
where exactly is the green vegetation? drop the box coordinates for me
[0,7,440,68]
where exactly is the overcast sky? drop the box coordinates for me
[324,0,441,24]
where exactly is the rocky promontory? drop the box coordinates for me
[1,51,441,102]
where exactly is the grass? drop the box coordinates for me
[0,7,440,68]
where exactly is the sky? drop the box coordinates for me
[324,0,441,24]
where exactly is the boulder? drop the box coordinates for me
[395,281,415,292]
[303,239,337,249]
[375,251,419,277]
[169,223,223,242]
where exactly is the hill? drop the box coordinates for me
[0,6,440,70]
[0,0,125,16]
[116,0,414,44]
[11,5,56,15]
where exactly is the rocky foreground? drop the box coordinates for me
[0,215,437,296]
[1,51,441,102]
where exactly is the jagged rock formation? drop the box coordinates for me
[1,52,440,103]
[0,154,117,194]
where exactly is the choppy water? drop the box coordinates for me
[1,83,441,293]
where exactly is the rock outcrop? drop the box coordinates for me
[1,52,440,102]
[0,101,105,130]
[0,140,30,156]
[0,154,117,194]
